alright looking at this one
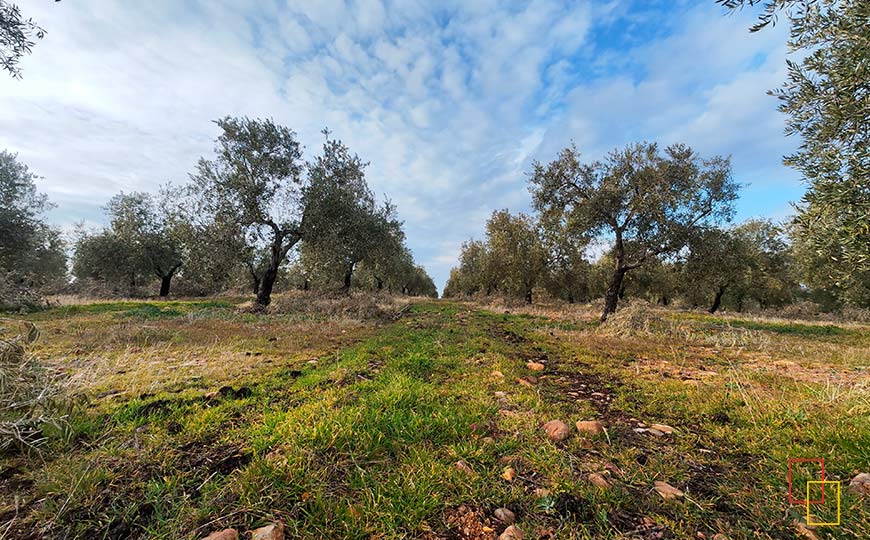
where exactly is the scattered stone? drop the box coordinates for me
[492,370,505,378]
[848,473,870,495]
[650,423,674,434]
[653,481,684,500]
[493,507,516,525]
[533,487,550,497]
[543,420,571,441]
[499,525,524,540]
[633,428,647,434]
[575,420,605,435]
[251,522,284,540]
[494,391,507,398]
[306,359,318,365]
[588,472,611,488]
[636,422,647,428]
[646,428,665,437]
[590,392,606,398]
[454,460,475,475]
[517,378,534,387]
[502,466,517,482]
[793,521,819,540]
[601,461,624,477]
[526,362,545,371]
[203,529,238,540]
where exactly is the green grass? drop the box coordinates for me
[2,298,868,539]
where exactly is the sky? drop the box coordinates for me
[0,0,804,291]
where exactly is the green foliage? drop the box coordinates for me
[538,214,592,303]
[783,1,870,304]
[301,137,403,290]
[0,151,67,308]
[723,0,870,306]
[530,142,739,320]
[444,210,545,302]
[192,116,306,307]
[72,191,183,296]
[681,220,796,312]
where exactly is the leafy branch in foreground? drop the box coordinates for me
[0,0,47,78]
[720,0,870,307]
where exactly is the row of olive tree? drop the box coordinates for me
[445,142,740,321]
[444,205,813,318]
[70,118,437,307]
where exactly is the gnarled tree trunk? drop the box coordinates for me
[601,266,628,322]
[709,284,727,313]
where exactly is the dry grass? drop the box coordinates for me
[265,290,416,322]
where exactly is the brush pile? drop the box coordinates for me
[0,318,67,453]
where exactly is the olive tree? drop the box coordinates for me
[485,210,546,303]
[539,212,591,304]
[443,240,492,298]
[301,138,401,292]
[0,151,66,306]
[682,227,751,313]
[72,191,184,296]
[192,117,305,308]
[530,142,739,321]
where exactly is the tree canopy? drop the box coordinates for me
[530,142,739,321]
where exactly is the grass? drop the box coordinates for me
[1,296,868,539]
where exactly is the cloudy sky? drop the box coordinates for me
[1,0,802,290]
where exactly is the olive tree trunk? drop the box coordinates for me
[709,284,727,314]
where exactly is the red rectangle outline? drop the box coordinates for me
[788,458,825,505]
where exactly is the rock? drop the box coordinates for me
[575,420,605,435]
[502,466,517,482]
[650,423,674,434]
[494,391,507,398]
[251,522,284,540]
[203,529,238,540]
[499,525,524,540]
[653,481,684,500]
[493,507,516,525]
[646,428,665,437]
[793,521,819,540]
[454,460,475,475]
[633,428,648,434]
[588,472,611,488]
[526,362,545,371]
[848,472,870,495]
[590,392,606,398]
[543,420,571,441]
[492,370,505,378]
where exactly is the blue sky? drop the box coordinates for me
[0,0,803,290]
